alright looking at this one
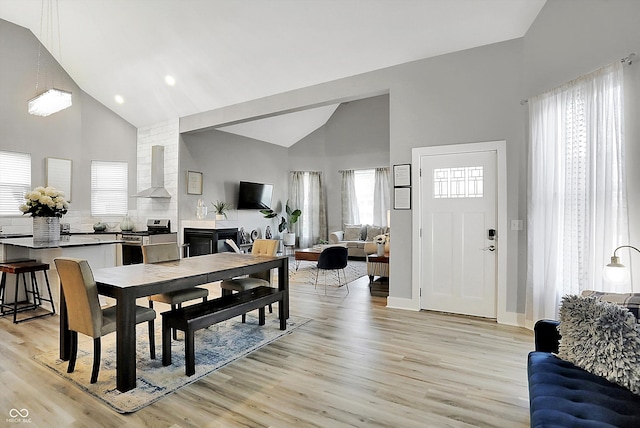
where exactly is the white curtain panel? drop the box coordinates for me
[526,61,629,324]
[340,170,360,226]
[373,167,391,227]
[289,171,327,249]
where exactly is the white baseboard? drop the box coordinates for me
[386,296,420,311]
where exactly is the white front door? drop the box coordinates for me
[419,150,497,318]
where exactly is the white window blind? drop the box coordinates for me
[0,151,31,216]
[91,161,128,216]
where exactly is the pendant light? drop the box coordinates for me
[28,0,72,117]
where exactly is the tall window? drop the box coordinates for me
[91,161,128,216]
[354,169,375,225]
[527,61,628,323]
[0,151,31,216]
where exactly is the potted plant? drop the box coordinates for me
[260,201,301,246]
[211,200,232,220]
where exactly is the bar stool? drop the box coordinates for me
[0,260,56,323]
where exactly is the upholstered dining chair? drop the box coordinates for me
[142,243,209,339]
[53,257,157,384]
[220,238,279,322]
[315,246,349,295]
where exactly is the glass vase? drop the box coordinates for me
[33,217,60,243]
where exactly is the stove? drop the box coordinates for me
[119,219,177,264]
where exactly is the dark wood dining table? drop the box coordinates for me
[58,252,289,392]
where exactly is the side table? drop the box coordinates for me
[366,253,389,297]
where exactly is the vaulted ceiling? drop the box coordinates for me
[0,0,546,146]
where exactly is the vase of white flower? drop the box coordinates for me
[33,217,61,243]
[20,186,69,243]
[374,233,388,256]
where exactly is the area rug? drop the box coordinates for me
[33,315,310,413]
[288,259,367,285]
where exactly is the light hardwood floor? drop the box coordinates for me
[0,273,533,427]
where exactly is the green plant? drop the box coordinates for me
[260,201,301,233]
[211,200,232,218]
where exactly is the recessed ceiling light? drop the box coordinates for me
[165,75,176,86]
[114,95,124,104]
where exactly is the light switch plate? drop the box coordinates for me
[511,220,523,231]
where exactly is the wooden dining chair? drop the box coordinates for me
[220,239,279,322]
[143,243,209,339]
[53,257,157,384]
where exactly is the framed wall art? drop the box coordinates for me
[46,157,72,202]
[187,170,203,195]
[393,164,411,187]
[394,187,411,210]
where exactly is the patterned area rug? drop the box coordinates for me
[288,259,367,286]
[33,315,310,413]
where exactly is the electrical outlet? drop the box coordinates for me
[511,220,523,231]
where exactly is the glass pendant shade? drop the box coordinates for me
[28,88,72,117]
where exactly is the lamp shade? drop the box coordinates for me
[602,256,630,284]
[28,89,72,117]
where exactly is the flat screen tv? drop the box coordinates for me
[237,181,273,210]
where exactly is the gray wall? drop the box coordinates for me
[180,94,390,240]
[178,0,640,322]
[523,0,640,306]
[0,19,137,231]
[179,130,289,238]
[288,94,390,233]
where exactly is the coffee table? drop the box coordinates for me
[294,245,347,270]
[294,247,323,270]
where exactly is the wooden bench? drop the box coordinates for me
[162,285,286,375]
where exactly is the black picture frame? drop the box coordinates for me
[393,164,411,187]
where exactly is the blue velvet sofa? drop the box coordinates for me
[528,319,640,427]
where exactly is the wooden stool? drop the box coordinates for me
[0,261,56,323]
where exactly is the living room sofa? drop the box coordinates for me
[329,224,388,258]
[528,292,640,427]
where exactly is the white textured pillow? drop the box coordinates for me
[558,295,640,394]
[343,226,362,241]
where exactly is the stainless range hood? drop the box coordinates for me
[134,145,171,198]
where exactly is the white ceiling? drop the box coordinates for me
[0,0,546,146]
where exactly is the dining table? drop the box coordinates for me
[58,252,289,392]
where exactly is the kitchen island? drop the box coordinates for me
[0,235,123,311]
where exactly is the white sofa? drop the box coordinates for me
[329,224,389,258]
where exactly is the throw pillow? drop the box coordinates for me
[581,290,640,320]
[558,295,640,394]
[366,225,384,241]
[344,225,362,241]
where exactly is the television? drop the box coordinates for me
[237,181,273,210]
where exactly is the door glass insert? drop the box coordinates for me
[433,166,484,199]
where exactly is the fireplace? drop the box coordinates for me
[183,228,238,257]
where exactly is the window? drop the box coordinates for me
[0,150,31,216]
[433,166,484,199]
[354,169,375,225]
[91,161,128,216]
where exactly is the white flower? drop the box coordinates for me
[20,186,69,217]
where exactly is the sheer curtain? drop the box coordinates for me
[289,171,326,249]
[373,167,390,227]
[340,170,359,226]
[526,61,629,325]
